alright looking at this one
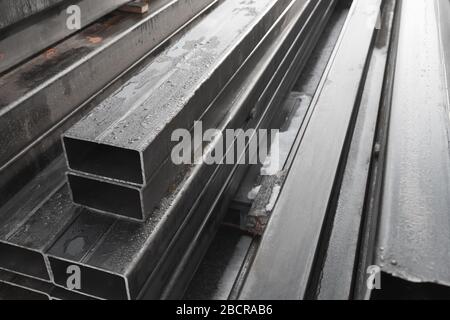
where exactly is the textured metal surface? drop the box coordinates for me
[0,157,77,281]
[159,3,336,298]
[0,270,96,300]
[0,282,49,300]
[0,0,65,30]
[0,0,131,73]
[315,0,397,300]
[43,0,331,300]
[243,3,350,237]
[239,0,382,300]
[63,0,296,188]
[64,0,318,221]
[0,0,216,208]
[375,0,450,286]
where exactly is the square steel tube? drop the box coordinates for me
[63,0,295,186]
[65,0,318,221]
[47,0,331,299]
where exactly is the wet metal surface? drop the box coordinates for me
[316,0,397,300]
[376,0,450,286]
[0,270,96,300]
[44,0,331,299]
[0,0,131,73]
[63,0,317,221]
[239,0,382,300]
[160,0,337,299]
[0,0,65,30]
[0,157,78,281]
[0,0,216,208]
[63,0,296,187]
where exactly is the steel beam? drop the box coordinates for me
[159,2,337,299]
[63,0,295,190]
[239,0,383,300]
[0,0,216,208]
[0,157,77,282]
[374,0,450,287]
[64,0,318,221]
[315,0,398,300]
[45,0,330,300]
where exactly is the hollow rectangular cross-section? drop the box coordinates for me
[68,173,145,221]
[63,0,294,187]
[47,0,333,300]
[65,0,322,221]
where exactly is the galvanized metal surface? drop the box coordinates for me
[64,0,318,221]
[0,0,216,208]
[239,0,382,300]
[375,0,450,286]
[63,0,298,189]
[0,0,131,74]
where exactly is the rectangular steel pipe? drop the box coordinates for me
[0,270,96,300]
[47,0,331,300]
[63,0,294,187]
[65,0,317,221]
[0,0,216,208]
[0,0,131,74]
[0,157,77,281]
[239,0,382,300]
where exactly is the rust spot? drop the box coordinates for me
[44,48,58,59]
[0,53,4,60]
[86,36,103,44]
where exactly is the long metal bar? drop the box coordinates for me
[159,1,337,299]
[228,5,351,300]
[0,0,65,30]
[0,270,95,300]
[315,0,397,300]
[0,283,49,300]
[0,157,78,282]
[238,0,382,300]
[0,0,131,74]
[374,0,450,287]
[244,3,350,236]
[45,0,329,300]
[62,0,296,190]
[0,0,217,208]
[64,0,318,221]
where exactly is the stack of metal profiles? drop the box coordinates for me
[0,0,134,74]
[0,0,336,299]
[0,0,218,207]
[3,0,446,301]
[236,0,450,300]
